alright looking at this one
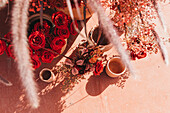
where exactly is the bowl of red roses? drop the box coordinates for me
[1,11,78,69]
[28,11,78,69]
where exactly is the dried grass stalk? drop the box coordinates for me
[11,0,39,108]
[154,1,168,34]
[152,29,169,65]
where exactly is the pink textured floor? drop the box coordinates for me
[0,2,170,113]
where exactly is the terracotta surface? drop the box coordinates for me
[0,2,170,113]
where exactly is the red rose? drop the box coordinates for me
[53,27,58,36]
[52,48,61,57]
[50,36,66,51]
[33,21,51,35]
[34,49,42,57]
[44,34,54,48]
[69,21,78,35]
[93,61,103,76]
[130,51,137,60]
[29,47,33,56]
[45,34,54,42]
[6,44,15,59]
[137,50,147,59]
[57,28,70,39]
[28,31,46,50]
[52,11,68,29]
[31,54,41,69]
[0,40,6,55]
[4,32,12,43]
[41,50,54,63]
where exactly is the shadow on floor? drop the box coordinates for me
[86,68,129,96]
[15,82,67,113]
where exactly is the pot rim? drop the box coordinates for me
[28,13,53,24]
[106,57,126,76]
[89,24,112,46]
[39,68,55,82]
[88,24,113,52]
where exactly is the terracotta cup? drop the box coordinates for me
[106,57,126,78]
[39,68,55,82]
[88,25,113,52]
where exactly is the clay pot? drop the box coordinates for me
[28,13,53,34]
[39,68,56,82]
[88,25,113,52]
[106,57,126,78]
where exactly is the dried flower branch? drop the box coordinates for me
[52,42,105,92]
[101,0,169,64]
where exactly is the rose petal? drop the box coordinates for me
[76,59,84,65]
[81,48,88,55]
[89,65,95,72]
[57,28,70,39]
[137,51,147,59]
[31,54,41,69]
[78,45,84,49]
[6,44,15,59]
[33,21,50,35]
[93,61,104,76]
[52,11,68,29]
[72,67,79,75]
[4,32,12,43]
[50,37,66,51]
[28,31,46,50]
[65,59,74,67]
[85,64,90,70]
[0,40,6,55]
[69,21,78,35]
[41,50,54,63]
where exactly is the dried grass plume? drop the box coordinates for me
[11,0,39,108]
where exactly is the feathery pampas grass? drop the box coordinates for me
[11,0,39,108]
[88,0,136,78]
[152,29,169,65]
